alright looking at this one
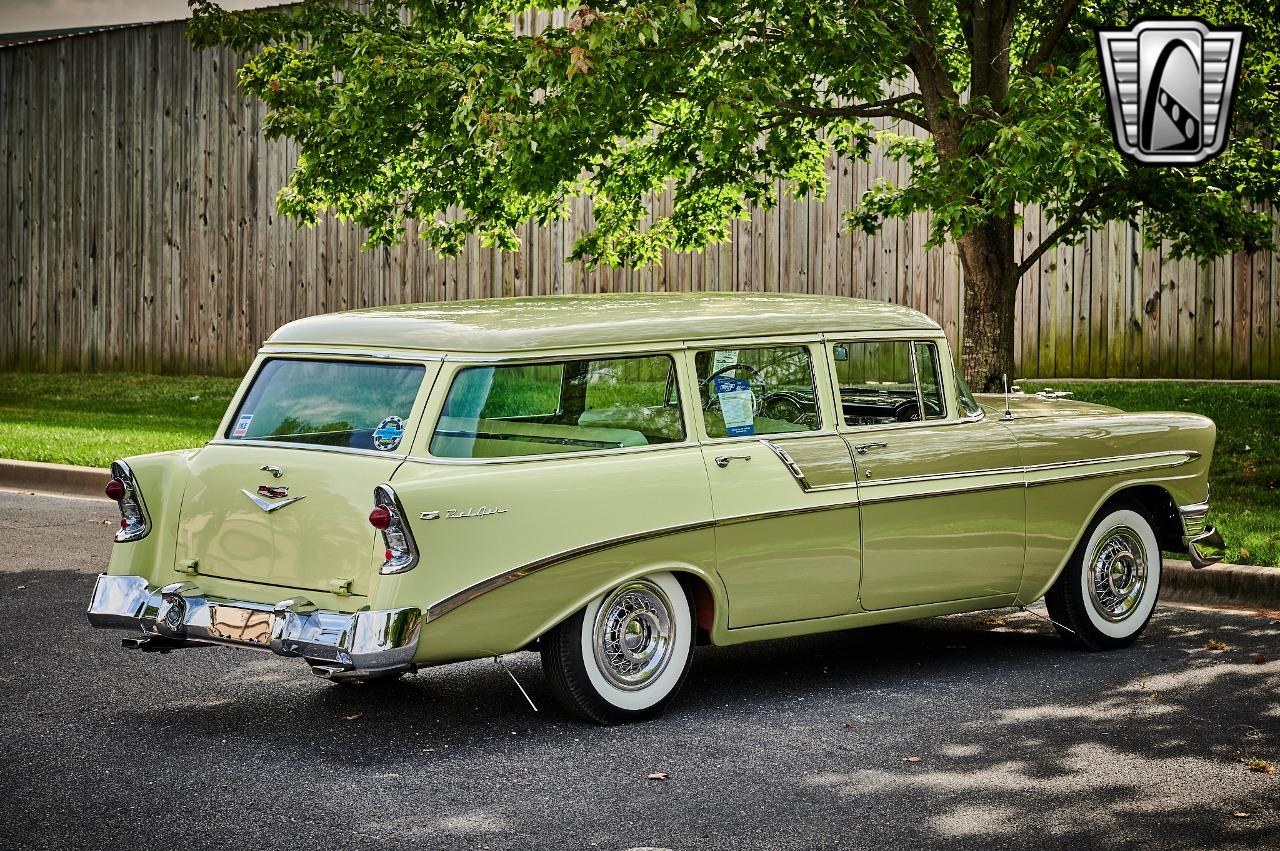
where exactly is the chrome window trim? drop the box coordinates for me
[207,438,410,460]
[405,439,697,466]
[259,347,446,362]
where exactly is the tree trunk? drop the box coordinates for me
[956,214,1019,392]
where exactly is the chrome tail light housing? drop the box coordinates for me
[370,484,418,574]
[106,460,150,542]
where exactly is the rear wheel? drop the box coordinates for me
[541,572,694,724]
[1045,504,1162,651]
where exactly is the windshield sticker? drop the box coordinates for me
[231,413,253,438]
[713,376,755,436]
[711,350,740,374]
[372,416,406,451]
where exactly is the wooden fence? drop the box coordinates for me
[2,18,1278,378]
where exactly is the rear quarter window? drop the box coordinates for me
[430,355,684,459]
[226,359,425,451]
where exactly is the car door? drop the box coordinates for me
[686,341,862,628]
[831,337,1026,610]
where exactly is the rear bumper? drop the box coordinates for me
[1179,502,1225,570]
[86,574,421,679]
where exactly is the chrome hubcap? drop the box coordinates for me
[592,580,676,690]
[1088,526,1148,622]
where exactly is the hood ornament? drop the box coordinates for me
[242,488,306,513]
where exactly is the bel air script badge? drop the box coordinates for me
[420,507,508,520]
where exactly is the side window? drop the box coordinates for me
[694,346,820,438]
[832,340,946,425]
[430,355,684,459]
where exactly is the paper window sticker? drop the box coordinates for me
[232,413,253,437]
[713,377,755,436]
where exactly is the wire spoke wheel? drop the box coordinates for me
[1087,525,1149,622]
[591,580,676,691]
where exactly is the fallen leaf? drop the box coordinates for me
[1205,639,1229,651]
[843,721,854,730]
[1245,757,1275,774]
[1254,654,1268,664]
[1232,811,1251,818]
[646,772,669,781]
[343,713,362,721]
[903,756,922,763]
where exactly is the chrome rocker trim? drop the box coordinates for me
[1179,503,1225,570]
[87,574,422,679]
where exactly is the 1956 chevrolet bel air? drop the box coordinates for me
[87,292,1224,723]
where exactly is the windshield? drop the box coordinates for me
[225,359,424,451]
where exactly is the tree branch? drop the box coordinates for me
[1016,186,1117,278]
[766,94,931,131]
[1022,0,1080,75]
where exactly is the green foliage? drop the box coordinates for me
[187,0,1279,272]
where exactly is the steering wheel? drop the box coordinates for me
[701,363,761,412]
[892,396,945,422]
[759,392,819,429]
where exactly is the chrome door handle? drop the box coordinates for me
[853,442,888,455]
[715,455,752,468]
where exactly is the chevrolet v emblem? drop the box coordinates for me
[242,489,306,512]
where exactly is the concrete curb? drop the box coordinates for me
[1163,559,1280,609]
[1,459,1277,607]
[0,458,110,499]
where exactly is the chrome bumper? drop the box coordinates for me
[86,574,421,679]
[1179,503,1225,570]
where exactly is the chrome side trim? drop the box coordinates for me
[759,440,810,489]
[423,520,717,623]
[405,439,698,466]
[421,449,1202,619]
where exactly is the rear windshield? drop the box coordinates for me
[225,359,424,451]
[430,355,684,459]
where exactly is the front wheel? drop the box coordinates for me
[541,572,694,724]
[1045,504,1162,651]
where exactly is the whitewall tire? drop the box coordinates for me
[1045,504,1162,650]
[541,572,694,724]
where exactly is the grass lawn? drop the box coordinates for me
[0,372,240,469]
[0,372,1275,566]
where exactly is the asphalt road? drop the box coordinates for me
[1,489,1278,851]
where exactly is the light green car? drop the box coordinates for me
[87,292,1224,723]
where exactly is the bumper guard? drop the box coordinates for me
[1179,503,1225,570]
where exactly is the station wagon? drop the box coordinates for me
[88,292,1223,723]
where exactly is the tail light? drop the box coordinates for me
[106,460,150,542]
[370,484,418,575]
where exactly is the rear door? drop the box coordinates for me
[174,356,437,596]
[688,341,863,627]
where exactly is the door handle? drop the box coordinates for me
[715,455,752,468]
[853,442,888,455]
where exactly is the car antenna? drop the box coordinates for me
[494,655,538,713]
[1001,373,1014,421]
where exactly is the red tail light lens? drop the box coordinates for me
[372,484,418,575]
[105,478,126,500]
[107,461,150,543]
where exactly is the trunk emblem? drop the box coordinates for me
[242,488,306,513]
[257,485,290,498]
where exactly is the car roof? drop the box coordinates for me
[265,292,941,354]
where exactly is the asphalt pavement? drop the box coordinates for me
[1,488,1277,850]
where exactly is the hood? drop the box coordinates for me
[974,392,1123,419]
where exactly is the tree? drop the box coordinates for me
[189,0,1279,389]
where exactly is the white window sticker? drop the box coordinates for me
[232,413,253,437]
[711,349,740,374]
